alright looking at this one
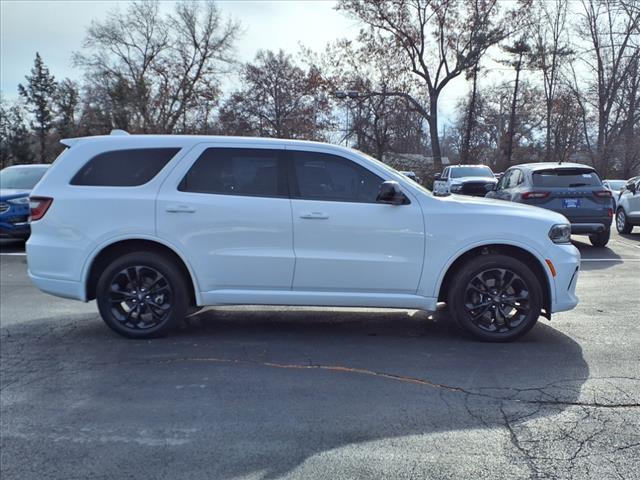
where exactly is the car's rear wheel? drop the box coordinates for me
[447,254,543,342]
[96,252,188,339]
[589,228,610,247]
[616,208,633,234]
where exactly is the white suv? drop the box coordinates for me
[27,133,580,342]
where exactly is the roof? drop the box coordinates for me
[61,133,340,149]
[447,164,490,168]
[3,163,50,169]
[513,162,595,171]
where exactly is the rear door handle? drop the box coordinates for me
[300,212,329,220]
[165,205,196,213]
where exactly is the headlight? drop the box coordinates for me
[7,197,29,205]
[549,224,571,244]
[450,184,463,192]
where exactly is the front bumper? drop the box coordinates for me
[570,223,608,234]
[0,203,31,238]
[547,243,580,313]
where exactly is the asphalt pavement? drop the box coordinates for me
[1,232,639,479]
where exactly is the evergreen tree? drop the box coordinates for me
[18,52,56,161]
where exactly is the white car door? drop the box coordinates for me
[288,148,425,294]
[157,144,295,294]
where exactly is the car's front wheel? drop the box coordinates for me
[96,252,189,339]
[616,208,633,234]
[447,254,543,342]
[589,228,610,247]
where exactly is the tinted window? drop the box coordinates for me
[498,170,512,190]
[290,151,384,203]
[179,148,285,197]
[71,148,179,186]
[532,168,602,188]
[507,169,523,188]
[450,166,493,178]
[0,166,48,189]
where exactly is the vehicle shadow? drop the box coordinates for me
[618,232,640,242]
[1,308,590,479]
[571,236,623,271]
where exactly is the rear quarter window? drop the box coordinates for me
[70,148,180,186]
[532,168,602,188]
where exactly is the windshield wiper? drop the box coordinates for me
[568,183,589,187]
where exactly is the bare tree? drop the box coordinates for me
[529,0,573,161]
[218,50,332,140]
[577,0,640,175]
[74,0,239,133]
[337,0,528,170]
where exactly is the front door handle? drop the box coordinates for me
[165,205,196,213]
[300,212,329,220]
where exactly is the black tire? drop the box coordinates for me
[447,254,543,342]
[96,251,189,339]
[616,208,633,234]
[589,228,610,247]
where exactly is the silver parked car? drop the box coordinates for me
[615,177,640,234]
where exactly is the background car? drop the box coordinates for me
[615,177,640,234]
[0,164,50,239]
[433,164,497,196]
[486,162,613,247]
[603,179,627,209]
[399,170,421,183]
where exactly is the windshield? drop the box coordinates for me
[533,168,601,188]
[0,166,49,190]
[450,166,493,179]
[605,180,626,190]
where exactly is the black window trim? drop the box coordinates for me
[285,149,390,205]
[177,147,289,199]
[70,147,182,187]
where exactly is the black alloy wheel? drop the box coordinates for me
[463,268,531,333]
[96,252,189,338]
[107,265,173,331]
[448,254,543,342]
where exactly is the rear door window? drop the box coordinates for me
[532,168,602,188]
[179,148,287,198]
[71,148,180,186]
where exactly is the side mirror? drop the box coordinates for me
[629,183,637,194]
[377,181,408,205]
[484,183,496,193]
[434,173,441,180]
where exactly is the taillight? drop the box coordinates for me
[29,197,53,221]
[608,208,613,218]
[594,190,612,198]
[522,191,550,200]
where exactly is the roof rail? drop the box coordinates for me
[110,129,130,136]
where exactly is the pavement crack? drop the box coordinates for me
[160,356,467,393]
[158,356,640,410]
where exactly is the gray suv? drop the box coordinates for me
[486,163,613,247]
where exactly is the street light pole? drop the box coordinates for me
[334,90,360,147]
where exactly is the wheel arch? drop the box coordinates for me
[83,237,200,306]
[436,243,552,319]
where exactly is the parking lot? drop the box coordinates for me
[1,232,639,480]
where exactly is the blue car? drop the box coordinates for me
[0,164,50,239]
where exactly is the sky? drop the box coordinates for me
[0,0,481,124]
